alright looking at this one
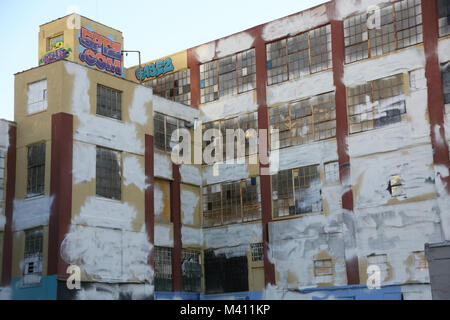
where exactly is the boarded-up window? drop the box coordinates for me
[181,249,202,293]
[438,0,450,37]
[344,0,423,64]
[154,112,187,153]
[154,246,173,292]
[200,48,256,103]
[145,69,191,105]
[269,92,336,150]
[97,84,122,120]
[267,24,332,86]
[347,74,406,134]
[96,147,121,200]
[27,143,46,197]
[24,228,43,285]
[27,79,47,115]
[204,249,249,294]
[203,177,261,227]
[272,165,322,218]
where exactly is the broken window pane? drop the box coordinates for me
[27,143,46,197]
[154,247,173,292]
[96,147,121,200]
[438,0,450,37]
[182,249,202,293]
[96,84,122,120]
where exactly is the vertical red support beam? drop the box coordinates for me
[1,124,16,286]
[145,135,155,274]
[422,0,450,192]
[188,48,200,108]
[253,25,276,286]
[329,3,360,285]
[171,163,182,292]
[48,112,73,279]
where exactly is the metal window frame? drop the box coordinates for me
[96,84,122,120]
[26,142,46,197]
[95,146,122,200]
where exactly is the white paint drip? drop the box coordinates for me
[203,223,262,249]
[123,155,147,191]
[267,71,335,106]
[13,196,54,231]
[200,91,258,122]
[181,189,199,225]
[262,4,328,41]
[73,141,96,184]
[216,32,255,58]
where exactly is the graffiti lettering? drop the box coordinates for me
[136,58,174,81]
[79,27,123,76]
[41,48,71,65]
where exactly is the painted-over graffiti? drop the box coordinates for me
[79,27,123,76]
[136,58,174,81]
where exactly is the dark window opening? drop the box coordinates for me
[96,147,121,200]
[154,247,173,292]
[97,84,122,120]
[27,143,46,197]
[182,249,202,293]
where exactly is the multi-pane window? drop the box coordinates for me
[97,84,122,120]
[154,113,187,153]
[24,228,43,285]
[154,247,173,292]
[272,165,322,218]
[347,74,406,134]
[203,177,261,227]
[324,161,340,183]
[27,79,48,115]
[145,69,191,105]
[267,24,332,85]
[27,143,46,197]
[314,259,333,276]
[251,243,264,262]
[203,112,258,163]
[96,147,121,200]
[181,249,202,293]
[443,63,450,107]
[344,0,423,64]
[200,48,256,103]
[269,92,336,150]
[438,0,450,37]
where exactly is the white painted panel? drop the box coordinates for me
[27,79,48,115]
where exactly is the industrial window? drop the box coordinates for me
[443,63,450,106]
[154,247,173,292]
[347,74,406,134]
[24,228,43,285]
[96,147,121,200]
[324,161,340,183]
[203,177,261,227]
[27,143,46,197]
[267,24,332,86]
[269,92,336,150]
[27,79,47,115]
[181,249,202,293]
[204,249,249,294]
[145,69,191,105]
[438,0,450,37]
[200,48,256,103]
[154,112,187,153]
[314,259,333,276]
[96,84,122,120]
[388,174,404,197]
[272,165,322,218]
[203,112,258,164]
[344,0,423,64]
[251,243,264,262]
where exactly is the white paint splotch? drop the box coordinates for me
[129,85,151,126]
[200,91,257,122]
[216,32,254,58]
[154,152,173,180]
[181,189,199,225]
[73,141,96,184]
[153,95,199,123]
[123,155,147,191]
[203,223,262,249]
[181,226,203,246]
[13,196,54,231]
[154,224,173,247]
[180,165,202,186]
[0,120,10,151]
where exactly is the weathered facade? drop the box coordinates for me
[0,0,450,300]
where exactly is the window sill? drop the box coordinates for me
[95,113,124,124]
[25,194,46,200]
[272,211,324,222]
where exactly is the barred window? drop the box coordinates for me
[203,177,261,227]
[203,112,258,164]
[267,24,332,85]
[251,243,264,262]
[96,147,121,200]
[344,0,423,64]
[347,74,406,134]
[24,228,43,284]
[154,247,172,292]
[438,0,450,37]
[145,69,191,105]
[27,143,45,197]
[443,63,450,106]
[200,49,256,103]
[154,113,187,153]
[97,84,122,120]
[272,165,322,218]
[269,92,336,150]
[181,249,202,293]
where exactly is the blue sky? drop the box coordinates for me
[0,0,325,121]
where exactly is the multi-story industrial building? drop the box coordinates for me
[1,0,450,300]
